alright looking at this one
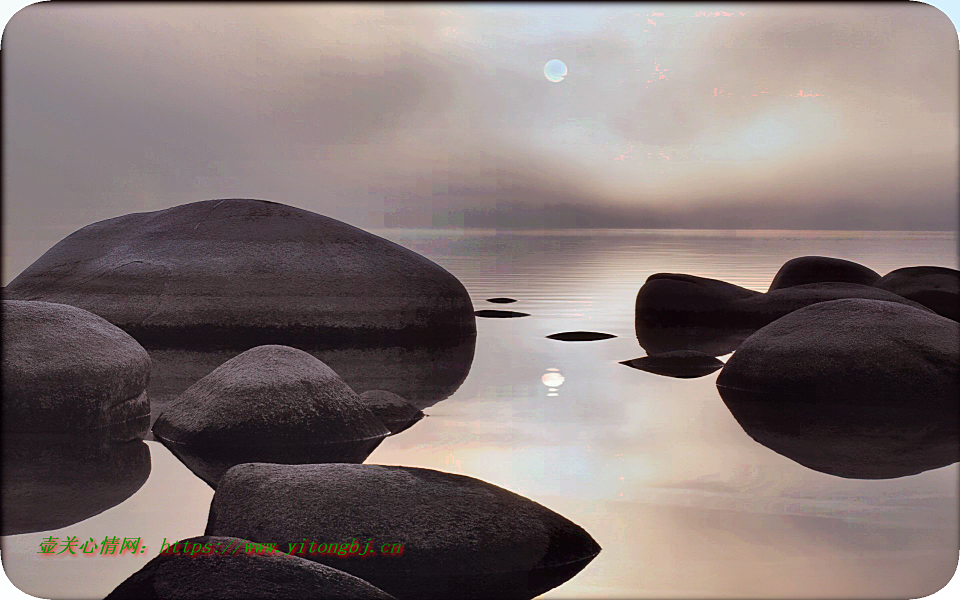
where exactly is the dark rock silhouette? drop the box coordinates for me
[874,266,959,321]
[636,273,931,355]
[768,256,880,291]
[620,351,723,378]
[4,199,476,346]
[486,297,518,304]
[2,300,151,432]
[144,335,475,429]
[547,332,617,341]
[717,299,959,478]
[2,418,151,535]
[358,390,425,435]
[475,310,529,318]
[206,463,602,600]
[153,346,389,487]
[105,536,395,600]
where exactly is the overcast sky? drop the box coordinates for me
[3,3,958,281]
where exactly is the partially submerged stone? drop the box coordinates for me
[547,332,617,341]
[475,310,529,318]
[358,390,425,435]
[768,256,880,291]
[2,300,151,432]
[4,199,476,346]
[153,345,389,486]
[105,536,396,600]
[874,265,959,321]
[620,351,723,379]
[206,463,602,600]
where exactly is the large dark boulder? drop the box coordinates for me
[2,300,151,432]
[153,345,390,486]
[635,275,931,355]
[717,299,959,478]
[874,266,959,321]
[205,463,602,600]
[105,536,395,600]
[4,199,475,346]
[358,390,424,435]
[768,256,880,291]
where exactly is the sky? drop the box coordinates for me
[2,3,959,282]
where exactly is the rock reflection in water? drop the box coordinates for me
[1,417,151,535]
[719,392,960,479]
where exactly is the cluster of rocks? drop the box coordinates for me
[632,256,959,478]
[3,199,601,598]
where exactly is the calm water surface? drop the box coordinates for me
[3,229,958,599]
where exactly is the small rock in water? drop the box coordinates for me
[620,350,723,379]
[547,331,616,341]
[486,297,518,304]
[358,390,425,435]
[475,309,530,318]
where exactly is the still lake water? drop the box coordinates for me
[2,229,958,599]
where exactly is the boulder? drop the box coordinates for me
[205,463,602,600]
[635,275,932,354]
[874,266,959,321]
[2,300,151,432]
[4,199,476,346]
[358,390,424,435]
[620,351,723,379]
[768,256,880,291]
[717,299,959,478]
[105,536,395,600]
[152,345,389,486]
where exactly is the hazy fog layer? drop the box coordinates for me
[3,4,958,282]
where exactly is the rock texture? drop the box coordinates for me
[206,463,602,600]
[105,536,396,600]
[4,199,476,346]
[716,299,959,478]
[874,266,959,321]
[620,351,723,379]
[768,256,880,291]
[152,345,389,486]
[2,300,151,432]
[358,390,425,435]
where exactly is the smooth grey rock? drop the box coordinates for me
[206,463,602,600]
[874,266,959,321]
[5,199,476,346]
[620,351,723,378]
[105,536,396,600]
[152,345,389,486]
[2,300,151,432]
[717,299,959,478]
[768,256,880,291]
[358,390,424,435]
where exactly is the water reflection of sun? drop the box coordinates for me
[542,368,564,396]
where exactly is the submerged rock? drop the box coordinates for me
[486,297,518,304]
[717,299,959,478]
[768,256,880,291]
[874,265,959,321]
[4,199,476,346]
[547,332,617,341]
[2,300,151,432]
[152,345,389,486]
[206,463,602,600]
[358,390,425,435]
[620,351,723,379]
[475,310,529,318]
[105,536,395,600]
